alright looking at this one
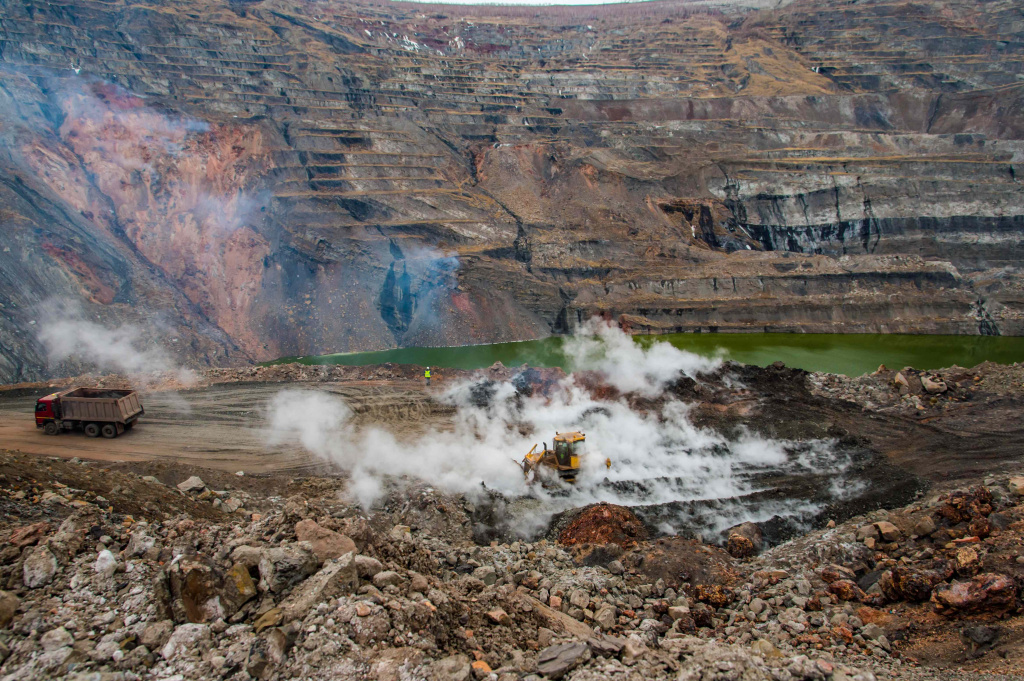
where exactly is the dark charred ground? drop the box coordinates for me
[675,360,1024,485]
[468,359,1024,550]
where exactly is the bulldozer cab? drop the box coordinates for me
[552,432,584,469]
[518,431,593,486]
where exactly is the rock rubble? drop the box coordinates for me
[0,445,1019,680]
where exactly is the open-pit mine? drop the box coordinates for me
[2,0,1024,382]
[0,0,1023,680]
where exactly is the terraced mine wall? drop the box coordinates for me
[0,0,1023,381]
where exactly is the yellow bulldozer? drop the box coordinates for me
[517,431,609,485]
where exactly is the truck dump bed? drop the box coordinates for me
[58,388,144,424]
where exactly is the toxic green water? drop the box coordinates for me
[266,333,1024,377]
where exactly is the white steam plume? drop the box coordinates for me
[265,323,857,538]
[564,318,721,396]
[36,300,196,390]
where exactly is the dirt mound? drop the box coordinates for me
[557,503,649,548]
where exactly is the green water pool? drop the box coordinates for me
[265,333,1024,377]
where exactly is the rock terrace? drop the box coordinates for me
[1,0,1024,381]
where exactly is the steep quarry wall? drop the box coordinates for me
[0,0,1022,381]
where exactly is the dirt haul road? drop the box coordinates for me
[3,360,1024,486]
[0,381,450,474]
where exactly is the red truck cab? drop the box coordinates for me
[35,394,58,427]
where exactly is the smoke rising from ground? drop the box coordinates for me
[563,319,721,395]
[265,321,860,539]
[36,300,196,391]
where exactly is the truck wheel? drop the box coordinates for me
[124,422,134,431]
[84,423,100,438]
[43,422,59,436]
[101,424,117,439]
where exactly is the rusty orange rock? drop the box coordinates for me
[832,623,854,643]
[827,579,867,602]
[932,573,1018,615]
[819,565,856,585]
[879,566,939,603]
[694,584,735,608]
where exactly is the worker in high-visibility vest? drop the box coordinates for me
[425,367,431,387]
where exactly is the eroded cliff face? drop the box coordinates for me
[0,0,1022,381]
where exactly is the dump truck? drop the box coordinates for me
[518,431,608,485]
[35,388,144,438]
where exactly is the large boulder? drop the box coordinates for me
[429,654,472,681]
[932,573,1018,615]
[167,554,226,623]
[280,553,359,622]
[48,510,97,565]
[23,545,58,589]
[177,476,207,493]
[955,547,981,576]
[372,570,404,589]
[7,522,49,548]
[874,521,902,542]
[294,520,356,563]
[0,591,19,628]
[258,544,319,594]
[1008,476,1024,497]
[912,515,937,537]
[936,487,993,525]
[40,626,74,652]
[594,605,616,631]
[94,550,118,580]
[857,521,901,543]
[695,584,735,608]
[125,529,157,558]
[231,545,264,569]
[246,626,295,680]
[223,563,258,614]
[354,555,383,579]
[819,564,857,584]
[724,522,763,558]
[879,566,946,602]
[140,620,174,650]
[166,555,258,623]
[828,579,867,602]
[161,623,211,661]
[536,642,591,679]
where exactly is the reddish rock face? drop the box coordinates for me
[52,86,274,357]
[7,523,50,549]
[931,573,1018,616]
[936,487,994,525]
